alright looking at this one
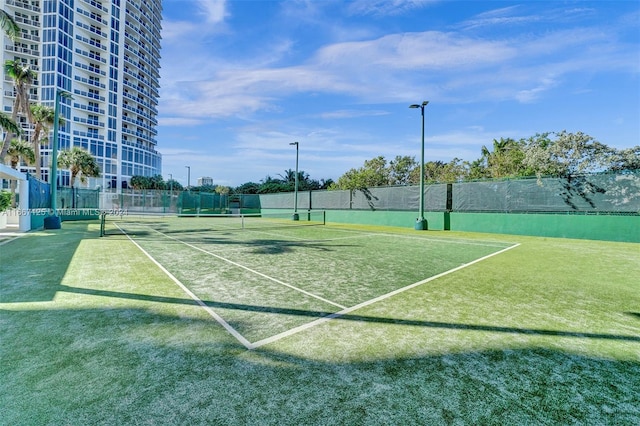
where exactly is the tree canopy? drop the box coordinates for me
[126,131,636,195]
[330,131,638,190]
[57,147,101,188]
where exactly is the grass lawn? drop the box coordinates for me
[1,220,638,425]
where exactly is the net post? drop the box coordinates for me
[99,212,106,237]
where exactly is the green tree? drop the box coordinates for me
[30,104,61,180]
[130,175,149,189]
[0,111,20,136]
[7,138,34,170]
[149,174,166,190]
[0,10,20,41]
[1,60,36,162]
[389,155,417,185]
[7,138,34,207]
[128,174,167,190]
[258,175,289,193]
[415,158,470,184]
[605,146,640,172]
[334,156,390,190]
[479,137,530,178]
[234,182,261,194]
[57,147,101,188]
[465,158,490,181]
[278,169,296,186]
[523,131,610,177]
[0,190,11,212]
[166,179,183,191]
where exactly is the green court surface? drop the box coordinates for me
[107,216,516,347]
[1,218,638,425]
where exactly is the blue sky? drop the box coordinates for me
[157,0,640,187]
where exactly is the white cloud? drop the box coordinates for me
[319,109,390,119]
[196,0,229,24]
[348,0,434,16]
[159,7,638,125]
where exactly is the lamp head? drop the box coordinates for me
[409,101,429,109]
[290,142,298,146]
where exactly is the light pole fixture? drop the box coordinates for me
[44,90,72,229]
[409,101,429,230]
[185,165,190,189]
[289,142,299,221]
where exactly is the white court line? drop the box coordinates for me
[0,234,25,246]
[141,225,347,310]
[250,242,521,349]
[322,226,515,247]
[117,220,520,350]
[115,223,254,350]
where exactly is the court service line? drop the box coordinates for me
[250,242,521,349]
[146,226,348,310]
[323,226,515,248]
[115,223,254,350]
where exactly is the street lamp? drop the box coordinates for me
[409,101,429,230]
[185,165,190,189]
[44,90,72,229]
[289,142,299,221]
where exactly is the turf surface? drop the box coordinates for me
[1,220,638,425]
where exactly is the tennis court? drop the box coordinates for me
[1,217,638,424]
[102,213,517,348]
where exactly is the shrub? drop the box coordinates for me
[0,190,11,212]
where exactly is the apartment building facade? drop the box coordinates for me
[1,0,162,190]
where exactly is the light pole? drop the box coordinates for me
[409,101,429,230]
[289,142,299,220]
[168,173,173,192]
[44,90,72,229]
[185,165,190,189]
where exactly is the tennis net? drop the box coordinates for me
[99,210,325,237]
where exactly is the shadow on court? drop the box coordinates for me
[50,285,640,343]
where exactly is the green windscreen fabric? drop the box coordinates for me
[98,172,638,215]
[28,175,51,209]
[259,185,448,211]
[453,173,640,213]
[57,188,99,209]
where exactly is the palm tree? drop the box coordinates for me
[1,60,36,162]
[30,104,60,179]
[278,169,296,184]
[7,138,35,207]
[57,147,101,188]
[0,10,20,41]
[0,111,20,135]
[7,138,34,169]
[480,138,527,178]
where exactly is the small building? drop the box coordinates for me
[197,177,214,186]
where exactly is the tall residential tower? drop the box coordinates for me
[1,0,162,190]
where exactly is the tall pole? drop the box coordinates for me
[185,165,190,189]
[289,142,299,220]
[45,90,71,229]
[409,101,429,230]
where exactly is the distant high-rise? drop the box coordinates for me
[1,0,162,190]
[197,177,214,187]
